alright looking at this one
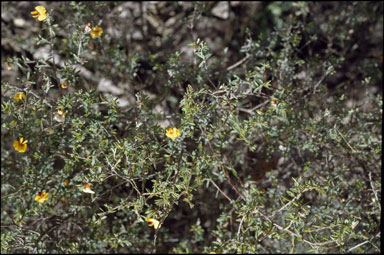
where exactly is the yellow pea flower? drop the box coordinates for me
[13,137,28,152]
[64,180,69,186]
[166,127,181,140]
[54,108,66,123]
[35,192,50,203]
[145,217,161,229]
[90,25,103,39]
[13,93,26,101]
[61,82,68,89]
[31,6,47,21]
[82,183,95,194]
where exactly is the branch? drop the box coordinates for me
[368,171,381,211]
[313,66,334,94]
[209,179,234,203]
[346,232,380,253]
[255,210,337,249]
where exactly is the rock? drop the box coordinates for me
[211,2,229,20]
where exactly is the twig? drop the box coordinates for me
[21,88,28,126]
[5,83,53,108]
[368,172,381,211]
[225,55,250,72]
[46,16,59,87]
[237,214,246,236]
[209,179,233,203]
[336,128,358,153]
[92,180,129,203]
[256,210,337,248]
[172,148,184,185]
[346,232,380,253]
[237,99,270,115]
[152,206,173,253]
[223,168,245,201]
[313,66,334,94]
[269,194,301,218]
[214,55,250,76]
[77,32,84,57]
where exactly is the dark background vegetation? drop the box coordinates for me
[1,1,382,253]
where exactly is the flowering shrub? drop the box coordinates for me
[1,2,382,253]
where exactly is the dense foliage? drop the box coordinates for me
[1,2,382,253]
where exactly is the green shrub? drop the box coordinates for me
[1,2,381,253]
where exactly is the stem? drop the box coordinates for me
[172,148,184,185]
[256,209,337,249]
[210,179,233,203]
[46,15,59,86]
[77,33,84,57]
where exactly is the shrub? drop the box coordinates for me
[1,2,382,253]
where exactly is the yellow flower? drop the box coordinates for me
[13,93,26,101]
[166,127,181,140]
[82,183,95,194]
[35,192,50,203]
[256,109,263,115]
[271,99,277,107]
[145,217,161,229]
[54,108,66,123]
[31,6,47,21]
[61,82,68,89]
[64,180,69,186]
[13,137,28,152]
[90,25,103,39]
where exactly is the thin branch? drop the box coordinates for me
[210,179,233,203]
[46,16,59,87]
[368,171,381,211]
[336,128,359,153]
[5,83,53,108]
[223,167,245,201]
[346,232,380,253]
[152,206,173,253]
[237,99,270,115]
[213,55,250,76]
[269,194,301,218]
[92,180,129,203]
[172,148,184,185]
[313,66,334,94]
[225,55,250,72]
[255,209,337,249]
[237,214,246,236]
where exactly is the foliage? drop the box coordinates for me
[1,2,382,253]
